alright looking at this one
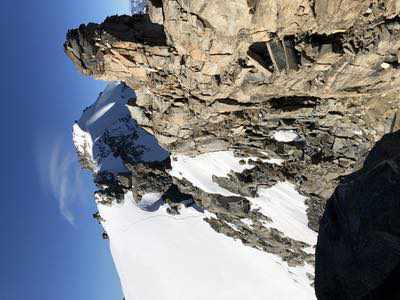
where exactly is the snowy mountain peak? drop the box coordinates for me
[73,82,168,174]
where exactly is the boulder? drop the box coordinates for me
[315,131,400,299]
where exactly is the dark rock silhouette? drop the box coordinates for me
[315,130,400,299]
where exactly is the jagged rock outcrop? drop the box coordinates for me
[175,176,315,267]
[126,158,173,201]
[315,130,400,299]
[65,1,400,232]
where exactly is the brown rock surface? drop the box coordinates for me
[65,0,400,235]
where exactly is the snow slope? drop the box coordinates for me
[99,193,315,300]
[170,151,317,246]
[75,83,317,300]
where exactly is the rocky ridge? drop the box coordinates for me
[66,0,400,291]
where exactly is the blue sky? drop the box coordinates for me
[2,1,132,299]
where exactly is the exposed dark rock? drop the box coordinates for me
[175,177,251,217]
[212,160,299,198]
[175,176,315,267]
[204,214,314,267]
[315,131,400,299]
[92,211,105,223]
[125,158,173,202]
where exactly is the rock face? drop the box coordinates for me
[315,131,400,299]
[65,1,400,232]
[65,1,400,297]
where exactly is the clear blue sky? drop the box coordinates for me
[2,1,131,299]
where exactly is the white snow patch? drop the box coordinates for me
[170,151,256,196]
[170,151,317,245]
[86,102,116,126]
[303,246,316,255]
[273,130,300,143]
[252,182,317,245]
[137,193,163,212]
[226,222,241,232]
[381,62,391,69]
[265,157,285,165]
[72,123,94,164]
[99,193,316,300]
[241,218,254,227]
[354,130,363,136]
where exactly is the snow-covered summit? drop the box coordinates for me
[73,82,168,173]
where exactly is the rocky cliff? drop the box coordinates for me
[65,1,400,299]
[316,130,400,299]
